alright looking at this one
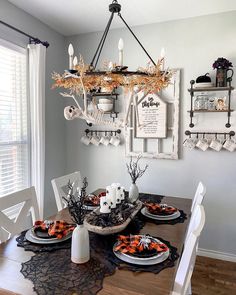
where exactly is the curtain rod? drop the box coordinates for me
[0,20,50,48]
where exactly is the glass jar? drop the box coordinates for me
[195,94,209,110]
[207,97,216,111]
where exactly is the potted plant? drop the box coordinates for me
[126,155,148,203]
[212,57,233,87]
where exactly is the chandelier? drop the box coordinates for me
[52,0,173,127]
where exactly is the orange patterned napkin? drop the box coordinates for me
[145,203,177,215]
[34,220,75,239]
[114,235,168,255]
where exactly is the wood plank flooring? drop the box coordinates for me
[192,256,236,295]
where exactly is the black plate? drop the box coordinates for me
[34,228,56,239]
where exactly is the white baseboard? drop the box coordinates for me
[198,248,236,263]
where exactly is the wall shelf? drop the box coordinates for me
[188,79,234,128]
[188,86,234,93]
[187,109,234,113]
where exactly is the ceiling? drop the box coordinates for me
[7,0,236,36]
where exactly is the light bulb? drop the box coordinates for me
[73,56,78,66]
[118,38,124,51]
[160,48,165,59]
[68,43,74,56]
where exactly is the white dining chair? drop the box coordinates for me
[0,187,40,243]
[172,205,206,295]
[51,171,82,211]
[191,181,206,213]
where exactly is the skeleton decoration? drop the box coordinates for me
[52,55,172,128]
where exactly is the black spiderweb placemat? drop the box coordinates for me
[19,215,179,294]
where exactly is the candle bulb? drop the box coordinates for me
[118,38,124,66]
[160,47,165,71]
[108,61,113,71]
[100,196,111,214]
[68,43,74,70]
[73,56,78,70]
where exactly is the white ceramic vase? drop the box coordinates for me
[71,224,90,264]
[129,183,139,203]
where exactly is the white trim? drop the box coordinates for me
[0,37,26,54]
[198,248,236,263]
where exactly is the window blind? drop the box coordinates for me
[0,40,30,198]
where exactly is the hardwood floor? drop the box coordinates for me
[192,256,236,295]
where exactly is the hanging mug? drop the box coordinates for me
[209,136,223,152]
[216,68,234,87]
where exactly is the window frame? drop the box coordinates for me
[0,38,31,218]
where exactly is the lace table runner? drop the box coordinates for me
[19,212,180,294]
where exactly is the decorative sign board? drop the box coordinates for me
[135,93,167,138]
[125,69,180,160]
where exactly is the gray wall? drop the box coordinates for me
[0,0,67,217]
[65,11,236,256]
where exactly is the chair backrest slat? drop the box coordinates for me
[172,205,205,295]
[0,187,39,243]
[51,171,82,212]
[191,181,206,212]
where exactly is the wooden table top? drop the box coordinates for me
[0,194,191,295]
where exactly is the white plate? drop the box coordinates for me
[141,208,180,220]
[194,82,214,88]
[25,228,72,244]
[113,238,170,265]
[145,208,179,219]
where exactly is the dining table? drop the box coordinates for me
[0,190,191,295]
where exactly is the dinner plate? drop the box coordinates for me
[25,228,72,244]
[145,208,179,218]
[113,237,170,265]
[141,208,180,220]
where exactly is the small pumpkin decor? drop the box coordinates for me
[212,57,234,87]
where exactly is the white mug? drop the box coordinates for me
[100,134,110,146]
[183,138,197,150]
[196,138,209,151]
[223,139,236,152]
[209,138,223,152]
[110,134,121,146]
[80,135,91,145]
[90,134,100,146]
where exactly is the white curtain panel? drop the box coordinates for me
[28,44,46,219]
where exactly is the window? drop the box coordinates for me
[0,39,30,198]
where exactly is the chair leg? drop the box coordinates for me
[187,282,192,295]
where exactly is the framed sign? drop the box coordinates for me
[135,93,167,138]
[125,69,180,160]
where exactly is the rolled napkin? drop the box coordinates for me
[34,220,75,239]
[145,203,177,215]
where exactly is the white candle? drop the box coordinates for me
[73,56,78,70]
[68,43,74,70]
[160,47,165,71]
[106,185,116,208]
[100,196,111,214]
[108,61,113,71]
[111,183,122,204]
[118,38,124,66]
[120,186,125,201]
